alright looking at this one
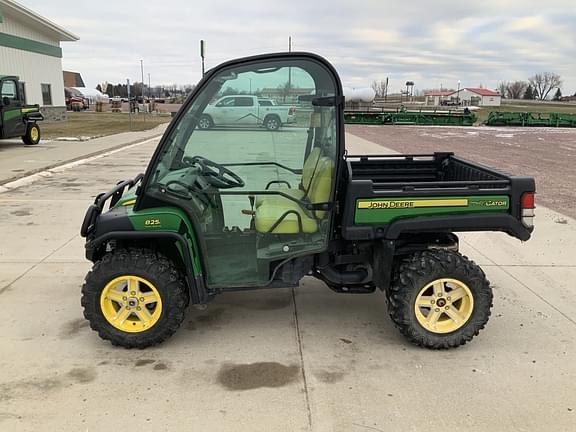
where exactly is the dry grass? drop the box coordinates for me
[41,112,171,139]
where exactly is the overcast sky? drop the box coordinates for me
[21,0,576,94]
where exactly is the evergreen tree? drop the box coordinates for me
[553,88,562,101]
[523,85,534,100]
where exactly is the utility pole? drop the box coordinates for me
[148,73,151,99]
[457,80,461,106]
[287,36,292,101]
[140,59,145,119]
[127,78,132,130]
[200,40,206,77]
[384,77,389,102]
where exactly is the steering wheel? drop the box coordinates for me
[184,156,245,189]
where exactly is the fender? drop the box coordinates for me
[384,213,532,241]
[85,231,208,304]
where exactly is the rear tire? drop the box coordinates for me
[197,114,214,130]
[264,115,281,131]
[81,248,188,349]
[22,123,40,145]
[387,250,492,349]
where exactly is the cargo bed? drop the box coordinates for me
[341,152,535,241]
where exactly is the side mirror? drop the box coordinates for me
[2,97,10,106]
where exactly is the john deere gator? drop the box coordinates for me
[80,52,536,349]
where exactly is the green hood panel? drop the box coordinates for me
[113,188,138,208]
[127,205,203,275]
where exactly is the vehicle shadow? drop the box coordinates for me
[0,140,29,150]
[173,281,404,347]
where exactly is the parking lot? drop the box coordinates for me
[0,126,575,431]
[348,124,576,219]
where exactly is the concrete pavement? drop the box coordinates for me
[0,123,167,185]
[0,131,574,431]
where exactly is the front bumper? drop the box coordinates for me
[80,174,143,238]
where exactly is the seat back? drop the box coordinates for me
[307,157,334,219]
[301,147,321,190]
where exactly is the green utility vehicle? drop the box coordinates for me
[0,76,43,145]
[80,53,536,349]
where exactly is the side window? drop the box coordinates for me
[145,57,339,287]
[1,80,17,100]
[148,56,338,214]
[41,83,52,105]
[216,97,234,107]
[234,97,253,107]
[258,100,273,106]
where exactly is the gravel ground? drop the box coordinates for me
[347,124,576,219]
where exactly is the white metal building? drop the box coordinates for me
[0,0,78,120]
[456,88,501,107]
[425,87,501,107]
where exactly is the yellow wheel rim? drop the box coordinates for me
[100,275,162,333]
[30,126,39,141]
[414,278,474,334]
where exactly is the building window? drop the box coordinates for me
[41,83,52,105]
[19,82,26,104]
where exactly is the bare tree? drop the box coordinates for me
[497,82,508,98]
[278,81,293,102]
[506,81,528,99]
[528,72,562,100]
[370,79,389,98]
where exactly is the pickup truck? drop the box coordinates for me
[65,87,89,111]
[1,75,43,145]
[198,95,295,130]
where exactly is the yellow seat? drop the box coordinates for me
[255,157,333,234]
[255,199,318,233]
[255,148,321,208]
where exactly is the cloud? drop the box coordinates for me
[17,0,576,94]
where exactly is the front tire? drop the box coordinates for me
[81,248,188,348]
[22,123,41,145]
[387,250,492,349]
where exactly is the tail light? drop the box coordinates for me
[521,192,535,229]
[521,192,535,209]
[288,106,296,115]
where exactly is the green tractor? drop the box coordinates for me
[80,53,535,349]
[0,76,43,145]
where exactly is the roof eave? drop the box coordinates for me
[464,88,499,97]
[0,0,79,41]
